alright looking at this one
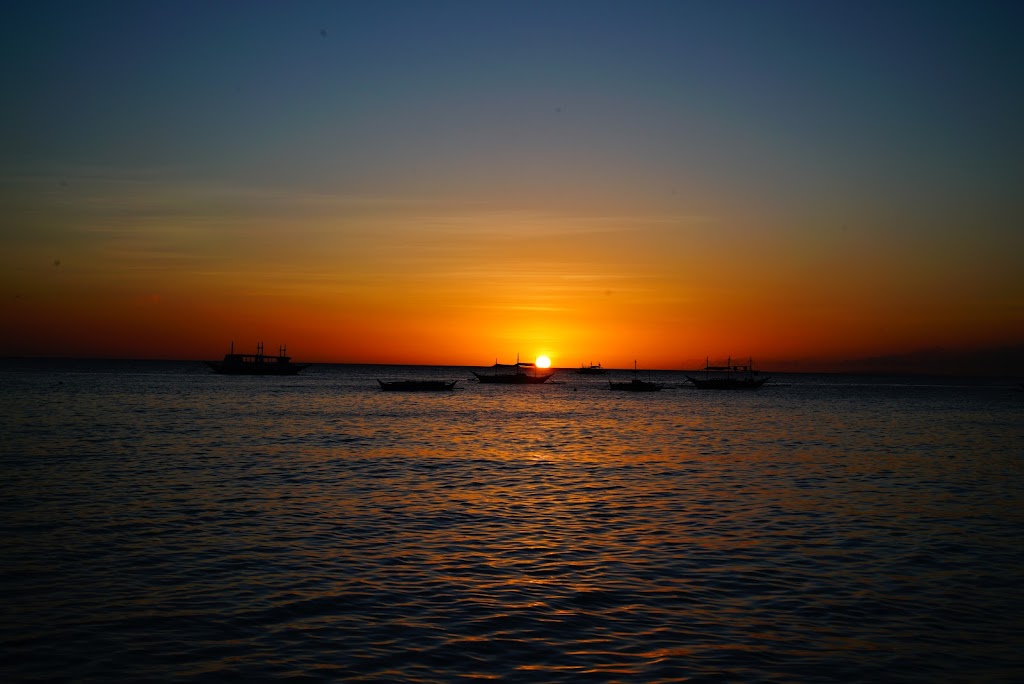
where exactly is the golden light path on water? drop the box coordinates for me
[2,360,1023,682]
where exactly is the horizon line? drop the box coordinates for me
[3,353,1022,379]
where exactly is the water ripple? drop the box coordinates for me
[2,362,1023,681]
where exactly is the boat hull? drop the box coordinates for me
[686,376,768,390]
[378,380,458,392]
[472,371,553,384]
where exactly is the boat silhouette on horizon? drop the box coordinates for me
[609,361,662,392]
[575,362,607,375]
[686,357,769,389]
[205,342,310,376]
[471,356,554,384]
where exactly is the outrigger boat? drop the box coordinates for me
[378,379,458,392]
[609,361,662,392]
[686,357,769,390]
[205,342,310,375]
[575,362,607,375]
[471,356,554,384]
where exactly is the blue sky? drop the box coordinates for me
[8,1,1021,192]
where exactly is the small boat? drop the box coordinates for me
[609,361,662,392]
[205,342,310,375]
[472,356,554,384]
[575,362,607,375]
[378,379,458,392]
[686,357,769,390]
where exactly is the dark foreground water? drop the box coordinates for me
[2,360,1023,682]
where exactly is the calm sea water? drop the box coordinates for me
[2,360,1023,682]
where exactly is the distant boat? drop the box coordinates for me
[686,357,769,390]
[472,356,554,384]
[609,361,662,392]
[205,342,310,376]
[575,362,607,375]
[378,379,458,392]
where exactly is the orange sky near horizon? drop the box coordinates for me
[3,4,1022,371]
[3,174,1021,370]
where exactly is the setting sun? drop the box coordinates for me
[535,356,551,368]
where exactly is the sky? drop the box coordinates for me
[2,0,1022,371]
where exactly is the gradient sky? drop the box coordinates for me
[3,1,1022,369]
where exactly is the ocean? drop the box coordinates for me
[2,360,1022,682]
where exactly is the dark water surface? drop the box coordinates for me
[2,360,1023,682]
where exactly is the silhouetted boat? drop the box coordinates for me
[205,342,310,375]
[472,357,554,384]
[378,379,458,392]
[575,362,607,375]
[686,357,768,389]
[609,361,662,392]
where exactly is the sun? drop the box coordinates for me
[535,355,551,368]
